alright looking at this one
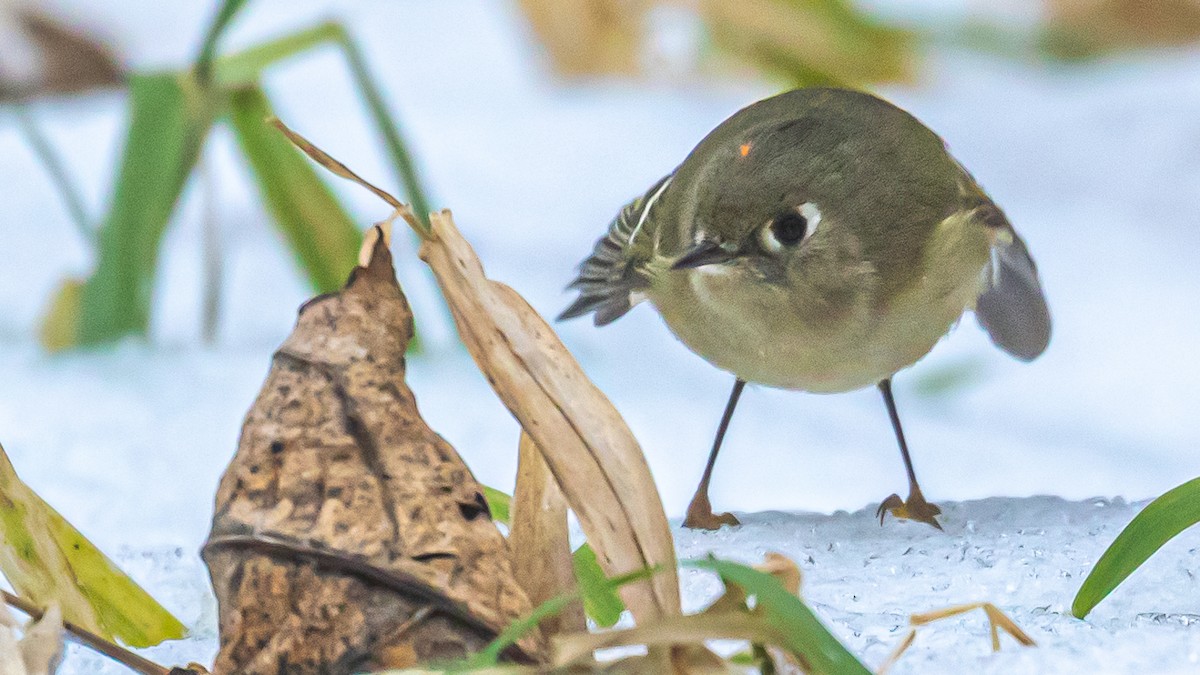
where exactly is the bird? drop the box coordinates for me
[559,87,1050,530]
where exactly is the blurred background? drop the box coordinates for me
[1,0,1199,555]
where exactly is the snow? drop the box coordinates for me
[0,0,1198,672]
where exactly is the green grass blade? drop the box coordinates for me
[469,566,657,668]
[334,29,433,229]
[227,86,361,292]
[13,104,93,244]
[194,0,253,83]
[1072,477,1200,619]
[572,543,625,628]
[685,558,871,675]
[482,486,511,524]
[0,443,185,647]
[69,72,213,346]
[213,22,342,88]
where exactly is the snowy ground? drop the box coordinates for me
[1,0,1199,672]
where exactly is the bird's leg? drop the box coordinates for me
[875,378,943,530]
[684,379,745,530]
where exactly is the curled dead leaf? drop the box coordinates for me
[419,209,679,623]
[270,121,680,624]
[204,234,540,672]
[510,432,585,639]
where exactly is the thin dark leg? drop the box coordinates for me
[683,379,745,529]
[876,378,942,530]
[878,378,919,490]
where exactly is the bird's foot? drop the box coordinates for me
[683,492,740,530]
[876,489,943,531]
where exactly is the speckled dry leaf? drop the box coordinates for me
[509,433,584,639]
[270,124,680,624]
[517,0,648,76]
[204,235,540,673]
[419,210,679,623]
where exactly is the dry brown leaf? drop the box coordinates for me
[419,209,679,623]
[552,611,781,668]
[754,553,802,597]
[270,121,680,624]
[509,432,585,639]
[1044,0,1200,56]
[517,0,649,76]
[203,234,540,672]
[0,5,122,101]
[697,0,914,86]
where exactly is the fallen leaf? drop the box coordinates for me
[420,209,679,623]
[0,443,185,647]
[509,432,585,639]
[203,233,540,672]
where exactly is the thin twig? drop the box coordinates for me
[13,103,93,245]
[1,590,172,675]
[333,29,434,227]
[268,118,427,238]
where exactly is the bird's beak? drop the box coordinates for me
[672,240,737,270]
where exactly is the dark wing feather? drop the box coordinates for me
[558,174,671,326]
[975,231,1051,361]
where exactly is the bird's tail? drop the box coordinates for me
[558,174,672,326]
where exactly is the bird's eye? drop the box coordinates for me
[760,203,820,253]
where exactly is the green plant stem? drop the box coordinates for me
[13,104,93,244]
[214,21,343,87]
[194,0,252,84]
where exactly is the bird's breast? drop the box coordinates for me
[646,253,983,393]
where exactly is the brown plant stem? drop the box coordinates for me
[1,590,171,675]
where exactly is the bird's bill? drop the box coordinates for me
[671,240,738,270]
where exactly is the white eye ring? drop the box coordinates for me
[759,202,821,253]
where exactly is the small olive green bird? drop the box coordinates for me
[560,87,1050,530]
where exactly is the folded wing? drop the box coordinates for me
[975,231,1051,361]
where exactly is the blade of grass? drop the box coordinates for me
[214,22,433,224]
[69,72,213,346]
[194,0,252,84]
[334,28,432,225]
[13,103,92,244]
[467,566,658,668]
[572,543,624,628]
[227,86,361,292]
[686,558,871,675]
[213,21,343,88]
[482,486,512,524]
[1072,477,1200,618]
[0,443,186,648]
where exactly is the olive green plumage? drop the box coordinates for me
[562,87,1050,393]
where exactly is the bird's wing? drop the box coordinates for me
[975,229,1051,361]
[558,174,672,326]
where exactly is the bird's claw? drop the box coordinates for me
[876,491,943,531]
[684,492,740,530]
